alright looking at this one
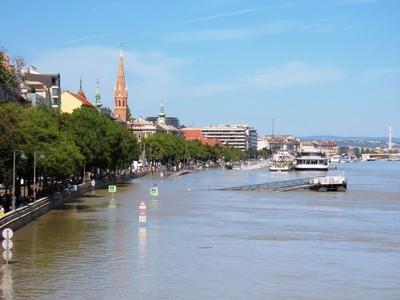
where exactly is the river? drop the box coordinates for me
[2,161,400,299]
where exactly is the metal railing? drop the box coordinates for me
[219,177,317,192]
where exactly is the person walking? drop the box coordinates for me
[0,204,5,218]
[91,179,96,191]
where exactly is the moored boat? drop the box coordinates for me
[295,149,328,171]
[269,151,294,172]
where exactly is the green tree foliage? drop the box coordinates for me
[141,133,244,165]
[0,104,139,188]
[61,108,139,171]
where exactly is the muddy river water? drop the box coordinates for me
[2,161,400,299]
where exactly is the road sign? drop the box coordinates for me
[139,210,147,223]
[2,228,13,240]
[108,185,117,193]
[3,250,12,261]
[2,240,13,250]
[139,201,147,210]
[149,187,159,196]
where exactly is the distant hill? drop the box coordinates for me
[299,135,400,148]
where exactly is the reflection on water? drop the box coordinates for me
[6,161,400,299]
[1,266,14,300]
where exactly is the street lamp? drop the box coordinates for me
[33,151,45,202]
[11,149,26,211]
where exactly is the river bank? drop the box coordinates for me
[0,171,151,233]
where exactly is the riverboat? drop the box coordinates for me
[269,151,294,172]
[294,149,328,171]
[329,155,341,163]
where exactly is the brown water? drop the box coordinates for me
[2,161,400,299]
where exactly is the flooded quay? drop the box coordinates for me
[2,161,400,300]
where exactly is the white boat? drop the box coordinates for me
[235,160,269,170]
[295,149,328,171]
[269,151,294,172]
[388,154,400,161]
[329,155,341,163]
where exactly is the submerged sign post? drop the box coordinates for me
[108,185,117,200]
[138,200,147,223]
[2,228,13,264]
[149,185,159,197]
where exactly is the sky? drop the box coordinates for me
[1,0,399,137]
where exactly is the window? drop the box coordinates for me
[51,87,59,97]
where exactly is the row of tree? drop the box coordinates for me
[0,103,247,194]
[0,103,140,192]
[141,133,243,165]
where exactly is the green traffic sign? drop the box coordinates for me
[149,187,159,196]
[108,185,117,193]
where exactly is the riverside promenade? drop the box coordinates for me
[0,171,150,233]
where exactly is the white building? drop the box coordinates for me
[200,124,257,151]
[257,135,300,152]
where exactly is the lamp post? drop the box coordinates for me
[12,149,16,211]
[33,151,36,202]
[83,162,86,184]
[11,149,26,211]
[33,151,45,202]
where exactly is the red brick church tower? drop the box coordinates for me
[114,48,128,122]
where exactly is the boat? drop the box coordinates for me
[329,155,341,163]
[361,154,376,161]
[294,149,328,171]
[387,154,400,161]
[309,176,347,192]
[234,160,269,170]
[269,151,294,172]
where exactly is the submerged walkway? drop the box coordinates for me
[219,177,315,192]
[0,171,150,233]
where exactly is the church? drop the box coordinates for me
[113,48,180,140]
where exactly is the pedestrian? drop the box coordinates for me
[0,204,4,218]
[91,179,96,191]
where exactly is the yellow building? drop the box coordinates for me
[60,90,95,113]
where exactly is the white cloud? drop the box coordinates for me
[64,34,109,44]
[243,62,345,89]
[32,47,345,119]
[166,19,340,42]
[166,21,299,42]
[337,0,382,4]
[32,46,188,113]
[181,8,260,25]
[364,68,400,77]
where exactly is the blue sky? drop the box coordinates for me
[1,0,399,136]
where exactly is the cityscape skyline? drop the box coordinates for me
[1,0,399,136]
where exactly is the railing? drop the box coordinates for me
[219,177,316,192]
[0,171,151,231]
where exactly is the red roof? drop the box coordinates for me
[182,128,221,146]
[67,91,95,108]
[183,129,204,140]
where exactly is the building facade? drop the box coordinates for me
[200,124,257,151]
[146,116,180,128]
[21,68,61,110]
[114,48,128,122]
[257,135,300,152]
[182,128,220,146]
[60,83,95,113]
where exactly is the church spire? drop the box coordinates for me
[79,77,83,92]
[78,77,87,99]
[94,78,102,111]
[114,46,128,122]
